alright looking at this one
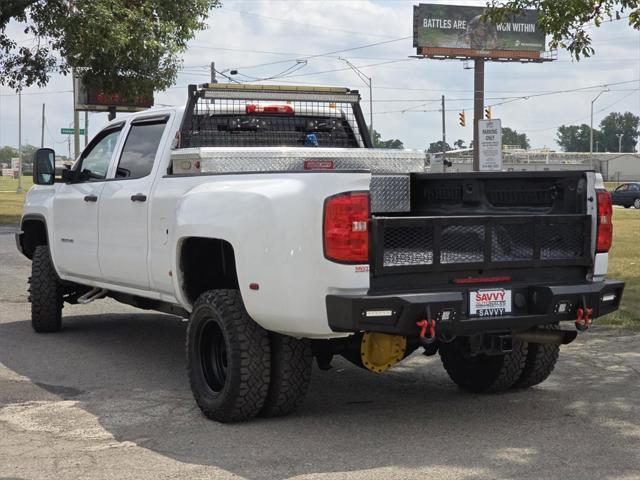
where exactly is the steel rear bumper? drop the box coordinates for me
[326,280,625,336]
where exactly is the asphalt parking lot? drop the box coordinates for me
[1,227,640,480]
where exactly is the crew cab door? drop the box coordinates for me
[97,114,170,289]
[52,125,123,279]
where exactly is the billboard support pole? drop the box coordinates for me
[441,94,447,172]
[472,57,484,171]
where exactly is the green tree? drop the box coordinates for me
[556,124,601,152]
[0,146,18,165]
[428,140,451,153]
[0,0,219,94]
[599,111,640,152]
[453,139,467,149]
[371,129,404,149]
[502,127,530,149]
[485,1,640,60]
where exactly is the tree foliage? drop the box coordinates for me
[502,127,530,149]
[0,0,220,94]
[372,129,404,149]
[427,140,451,153]
[556,124,598,151]
[556,112,639,152]
[453,139,467,149]
[485,0,640,60]
[599,111,639,152]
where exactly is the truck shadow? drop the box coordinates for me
[1,312,639,479]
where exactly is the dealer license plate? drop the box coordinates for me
[469,289,512,317]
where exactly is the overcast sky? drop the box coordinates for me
[0,0,639,154]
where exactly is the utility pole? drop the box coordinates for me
[210,62,217,84]
[617,133,624,152]
[441,94,447,172]
[17,90,23,193]
[72,68,80,159]
[84,111,88,147]
[472,58,485,171]
[40,103,45,148]
[590,89,608,168]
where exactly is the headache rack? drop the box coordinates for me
[177,83,372,149]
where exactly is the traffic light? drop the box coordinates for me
[485,106,492,120]
[459,111,466,127]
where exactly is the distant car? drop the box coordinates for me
[611,182,640,209]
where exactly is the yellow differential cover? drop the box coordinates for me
[360,332,407,374]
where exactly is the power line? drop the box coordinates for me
[527,88,640,132]
[217,7,399,40]
[374,79,640,114]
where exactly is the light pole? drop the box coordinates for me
[17,89,23,194]
[590,89,608,167]
[617,133,624,152]
[338,58,373,140]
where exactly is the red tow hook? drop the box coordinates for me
[416,319,437,345]
[575,307,593,332]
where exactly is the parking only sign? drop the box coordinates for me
[478,119,502,171]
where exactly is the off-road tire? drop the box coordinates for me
[513,326,560,389]
[29,245,63,333]
[260,333,312,418]
[439,337,528,393]
[186,289,271,423]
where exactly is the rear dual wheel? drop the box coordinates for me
[186,289,312,423]
[439,329,560,392]
[439,338,528,393]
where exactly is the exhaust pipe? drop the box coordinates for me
[513,329,577,345]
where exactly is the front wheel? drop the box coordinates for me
[634,198,640,209]
[29,245,63,333]
[439,337,527,393]
[186,289,271,423]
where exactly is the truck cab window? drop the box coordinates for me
[115,120,168,179]
[76,127,122,182]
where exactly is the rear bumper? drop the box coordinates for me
[326,280,625,336]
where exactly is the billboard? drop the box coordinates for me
[413,4,545,59]
[74,75,153,112]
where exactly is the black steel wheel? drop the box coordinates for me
[187,289,270,423]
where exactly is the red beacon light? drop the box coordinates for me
[246,104,294,114]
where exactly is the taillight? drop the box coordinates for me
[323,192,369,263]
[596,189,613,253]
[246,104,294,114]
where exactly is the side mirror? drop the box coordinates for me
[33,148,56,185]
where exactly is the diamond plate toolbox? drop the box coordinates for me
[171,147,426,175]
[370,175,410,213]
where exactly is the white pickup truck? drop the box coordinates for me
[17,83,624,423]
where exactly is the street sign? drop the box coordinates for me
[478,119,502,171]
[61,128,85,135]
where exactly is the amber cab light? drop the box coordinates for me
[596,189,613,253]
[323,192,369,263]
